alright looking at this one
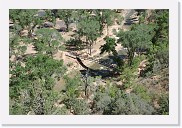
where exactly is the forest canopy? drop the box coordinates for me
[9,9,169,115]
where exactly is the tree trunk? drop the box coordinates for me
[66,23,69,32]
[47,39,53,57]
[106,24,109,36]
[28,25,36,38]
[89,42,92,56]
[66,18,69,32]
[86,37,89,54]
[128,49,134,66]
[100,21,104,35]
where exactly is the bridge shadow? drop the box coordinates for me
[79,69,113,79]
[79,68,121,79]
[124,17,138,25]
[97,54,127,69]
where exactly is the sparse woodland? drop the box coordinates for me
[9,9,169,115]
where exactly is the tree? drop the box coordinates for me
[117,24,154,66]
[35,28,64,56]
[94,10,116,35]
[9,9,67,115]
[95,9,123,35]
[100,36,124,72]
[63,74,91,114]
[78,18,100,55]
[100,36,117,55]
[9,9,44,38]
[10,54,66,96]
[152,10,169,45]
[102,10,115,35]
[144,10,169,74]
[10,54,67,114]
[9,32,27,59]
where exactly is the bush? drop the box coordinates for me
[112,29,117,35]
[93,91,113,114]
[70,99,91,115]
[120,66,136,89]
[52,105,69,115]
[111,93,155,115]
[157,93,169,115]
[64,74,83,99]
[133,84,152,102]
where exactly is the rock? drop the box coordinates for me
[9,24,14,29]
[44,21,54,28]
[61,51,65,60]
[138,60,148,69]
[9,20,13,24]
[37,10,46,17]
[100,67,104,70]
[125,88,133,94]
[115,36,119,40]
[115,81,123,88]
[55,20,67,31]
[92,82,97,86]
[69,23,77,31]
[138,60,149,77]
[153,100,160,109]
[27,111,35,115]
[20,30,28,36]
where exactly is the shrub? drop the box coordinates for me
[133,84,152,102]
[111,93,155,115]
[157,93,169,115]
[93,91,113,114]
[70,99,91,115]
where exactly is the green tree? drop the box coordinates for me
[144,10,169,74]
[100,36,117,55]
[9,32,27,59]
[9,9,43,38]
[35,28,64,56]
[78,18,100,55]
[117,24,154,66]
[100,36,124,72]
[151,10,169,46]
[102,10,115,35]
[93,10,115,35]
[10,54,67,114]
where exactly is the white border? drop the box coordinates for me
[0,0,179,125]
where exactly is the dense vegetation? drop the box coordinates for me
[9,9,169,115]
